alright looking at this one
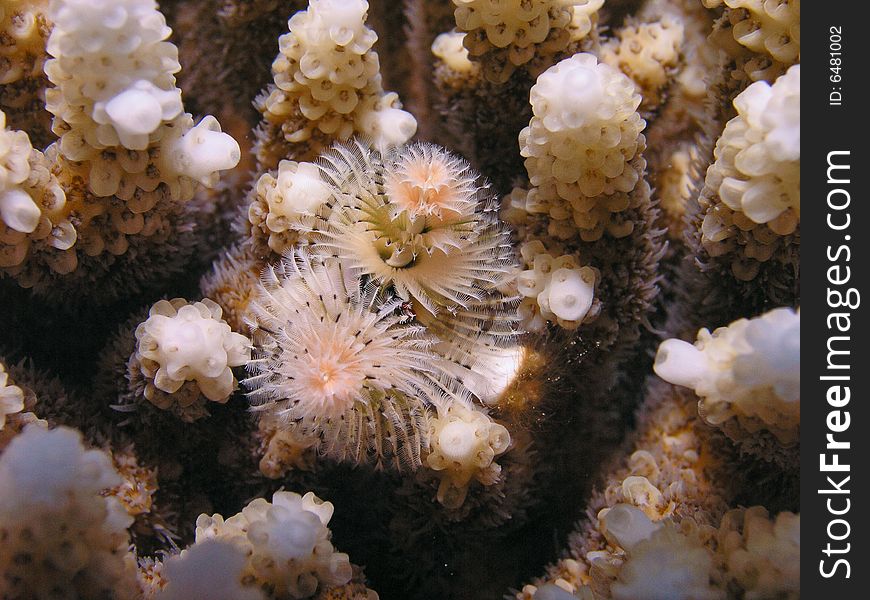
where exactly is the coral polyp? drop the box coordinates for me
[0,0,801,598]
[132,297,251,419]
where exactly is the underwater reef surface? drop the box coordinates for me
[0,0,799,598]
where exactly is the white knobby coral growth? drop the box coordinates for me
[0,425,138,599]
[601,17,685,111]
[654,306,800,446]
[314,140,515,317]
[249,159,334,254]
[717,506,800,599]
[430,30,482,112]
[699,65,800,280]
[0,361,46,450]
[515,240,598,331]
[518,52,647,241]
[705,0,800,81]
[0,109,73,272]
[1,0,47,85]
[426,402,511,508]
[257,0,415,166]
[15,0,241,277]
[133,298,251,419]
[0,0,52,142]
[45,0,240,181]
[601,505,724,600]
[0,361,25,431]
[245,247,449,469]
[194,491,353,599]
[432,30,477,75]
[453,0,604,83]
[156,539,266,600]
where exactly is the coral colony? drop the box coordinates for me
[0,0,799,599]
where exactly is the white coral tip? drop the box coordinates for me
[546,267,594,322]
[275,161,333,216]
[362,107,417,152]
[312,0,368,43]
[437,420,479,463]
[654,339,708,389]
[102,81,183,150]
[602,504,661,551]
[432,32,473,72]
[0,189,41,233]
[173,116,241,184]
[158,540,265,600]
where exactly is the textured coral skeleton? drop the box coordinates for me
[1,0,799,598]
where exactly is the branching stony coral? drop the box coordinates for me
[452,0,604,84]
[249,158,334,255]
[0,360,25,429]
[0,107,71,271]
[254,0,416,170]
[131,297,251,420]
[0,357,47,451]
[0,0,801,598]
[717,506,800,599]
[695,64,799,285]
[655,306,800,463]
[515,239,599,331]
[1,0,240,298]
[155,539,267,600]
[705,0,800,83]
[601,16,684,112]
[0,0,52,146]
[425,401,511,508]
[604,508,724,600]
[517,52,646,241]
[0,425,139,599]
[193,491,355,599]
[514,376,755,600]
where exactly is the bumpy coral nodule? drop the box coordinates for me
[698,64,799,282]
[0,109,72,271]
[426,402,511,508]
[0,425,138,599]
[194,491,353,599]
[132,297,251,420]
[2,0,241,298]
[516,240,598,331]
[655,306,800,453]
[706,0,800,82]
[156,539,267,600]
[518,52,647,241]
[453,0,604,83]
[0,361,25,430]
[255,0,416,169]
